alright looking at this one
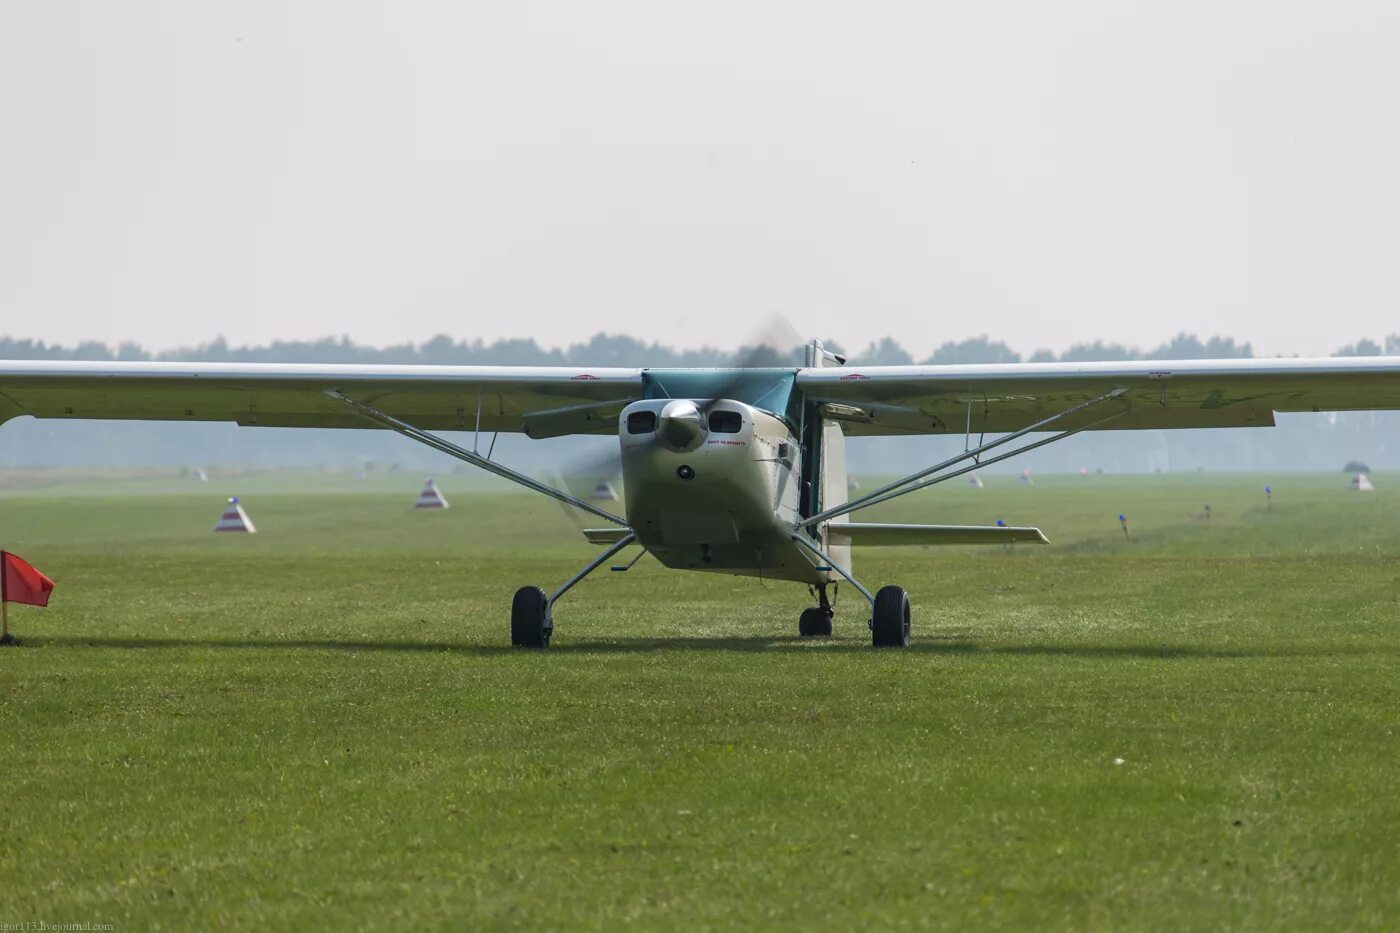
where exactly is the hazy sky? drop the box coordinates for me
[3,1,1398,359]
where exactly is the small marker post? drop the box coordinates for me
[1119,514,1130,541]
[1265,485,1273,510]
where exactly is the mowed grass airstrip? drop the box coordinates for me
[1,469,1397,929]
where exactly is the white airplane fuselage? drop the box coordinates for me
[617,398,850,584]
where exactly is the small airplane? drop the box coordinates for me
[2,341,1398,647]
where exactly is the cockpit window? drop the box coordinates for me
[708,410,742,433]
[626,410,657,434]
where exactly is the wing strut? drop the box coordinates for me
[325,390,629,527]
[795,387,1129,530]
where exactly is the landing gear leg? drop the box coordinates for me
[510,533,638,648]
[789,532,878,644]
[798,584,834,637]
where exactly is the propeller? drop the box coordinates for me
[548,314,811,530]
[542,435,626,534]
[695,314,806,419]
[650,316,805,453]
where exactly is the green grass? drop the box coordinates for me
[1,471,1397,929]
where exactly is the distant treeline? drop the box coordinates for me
[2,331,1397,367]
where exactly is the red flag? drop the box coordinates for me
[2,551,55,607]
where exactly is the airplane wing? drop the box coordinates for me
[0,361,643,437]
[797,357,1400,435]
[6,356,1399,438]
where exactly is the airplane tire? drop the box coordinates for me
[798,607,832,637]
[871,585,911,647]
[511,586,551,647]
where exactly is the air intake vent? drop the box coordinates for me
[707,410,742,433]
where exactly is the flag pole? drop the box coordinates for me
[1,550,10,645]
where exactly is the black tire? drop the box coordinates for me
[798,607,833,637]
[871,585,910,647]
[511,586,551,647]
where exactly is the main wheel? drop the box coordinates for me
[798,607,833,637]
[871,585,910,647]
[511,586,551,647]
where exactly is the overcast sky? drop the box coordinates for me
[2,1,1397,359]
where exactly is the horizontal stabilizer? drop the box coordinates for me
[827,522,1049,546]
[583,527,633,545]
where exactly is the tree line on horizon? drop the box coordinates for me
[0,331,1396,368]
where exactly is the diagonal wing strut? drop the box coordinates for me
[326,389,629,527]
[795,387,1129,531]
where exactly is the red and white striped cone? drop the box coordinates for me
[414,477,449,509]
[214,497,256,533]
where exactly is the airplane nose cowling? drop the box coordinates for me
[658,399,706,452]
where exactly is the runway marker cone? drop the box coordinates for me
[415,477,450,509]
[214,497,256,533]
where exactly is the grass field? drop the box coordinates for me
[1,470,1397,929]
